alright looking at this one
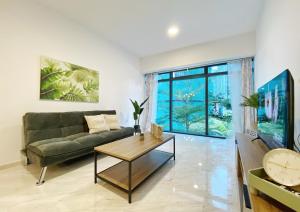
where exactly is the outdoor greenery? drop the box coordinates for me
[172,81,205,133]
[40,57,99,102]
[208,91,232,137]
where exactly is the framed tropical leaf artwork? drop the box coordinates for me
[40,56,99,103]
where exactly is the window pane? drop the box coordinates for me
[157,73,170,80]
[208,75,232,137]
[156,81,170,131]
[173,67,204,78]
[208,64,227,74]
[172,78,206,134]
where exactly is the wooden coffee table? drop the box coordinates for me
[94,132,175,203]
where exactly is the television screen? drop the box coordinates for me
[257,70,294,149]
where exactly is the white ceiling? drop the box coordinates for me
[36,0,263,57]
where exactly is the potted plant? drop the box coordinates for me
[130,97,149,134]
[240,93,259,129]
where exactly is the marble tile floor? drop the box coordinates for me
[0,134,240,212]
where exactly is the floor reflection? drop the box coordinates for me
[210,165,229,199]
[211,199,229,211]
[0,133,239,212]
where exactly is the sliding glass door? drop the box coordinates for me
[156,79,170,131]
[156,64,232,138]
[172,77,206,135]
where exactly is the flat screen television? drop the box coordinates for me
[257,69,294,149]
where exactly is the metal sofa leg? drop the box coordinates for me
[36,167,47,185]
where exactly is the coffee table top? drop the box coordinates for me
[94,132,175,161]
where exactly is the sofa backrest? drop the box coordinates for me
[23,110,116,147]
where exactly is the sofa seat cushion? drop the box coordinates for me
[74,127,134,148]
[65,132,89,140]
[27,137,85,157]
[96,127,134,143]
[27,127,134,159]
[74,133,107,148]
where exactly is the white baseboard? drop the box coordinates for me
[0,161,21,170]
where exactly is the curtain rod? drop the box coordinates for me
[145,56,255,75]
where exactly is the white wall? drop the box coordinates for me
[255,0,300,148]
[140,32,256,73]
[0,0,143,165]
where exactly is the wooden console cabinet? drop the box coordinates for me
[235,133,293,212]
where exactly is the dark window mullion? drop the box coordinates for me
[205,67,209,136]
[172,74,205,81]
[158,79,170,83]
[169,72,173,132]
[207,71,228,77]
[206,62,227,68]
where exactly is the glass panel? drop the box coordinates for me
[208,64,228,74]
[172,78,206,134]
[156,81,170,131]
[173,67,204,78]
[208,75,232,137]
[157,73,170,80]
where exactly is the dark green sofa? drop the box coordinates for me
[23,110,134,185]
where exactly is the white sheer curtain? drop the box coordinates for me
[228,57,254,134]
[228,60,242,134]
[241,58,255,133]
[142,73,158,132]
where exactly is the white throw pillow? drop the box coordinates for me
[84,115,110,134]
[104,114,121,130]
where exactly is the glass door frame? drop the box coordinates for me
[157,62,228,139]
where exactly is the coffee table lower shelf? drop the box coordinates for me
[96,150,174,202]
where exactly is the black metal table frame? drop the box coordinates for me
[94,135,175,203]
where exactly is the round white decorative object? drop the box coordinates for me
[263,148,300,187]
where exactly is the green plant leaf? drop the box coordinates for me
[130,99,137,111]
[240,93,259,108]
[140,97,149,107]
[139,108,144,115]
[132,100,141,114]
[130,99,135,106]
